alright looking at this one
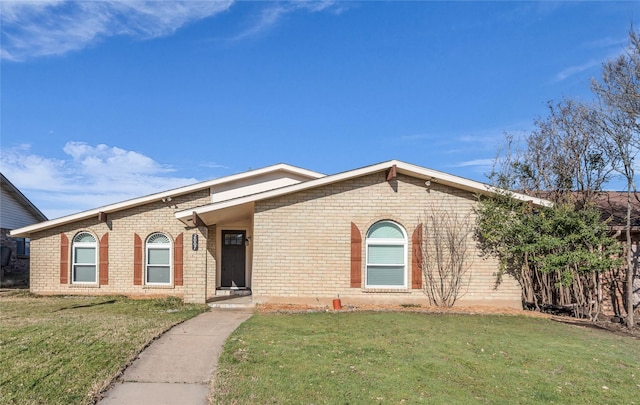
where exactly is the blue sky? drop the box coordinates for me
[1,1,638,219]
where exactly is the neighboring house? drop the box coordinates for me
[595,191,640,242]
[10,160,548,307]
[1,173,48,286]
[594,191,640,314]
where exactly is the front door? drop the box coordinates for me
[221,230,246,288]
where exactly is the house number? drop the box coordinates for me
[192,234,198,251]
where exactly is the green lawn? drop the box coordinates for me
[0,292,208,405]
[213,311,640,404]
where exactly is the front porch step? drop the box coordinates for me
[208,290,253,308]
[207,295,254,309]
[214,289,252,297]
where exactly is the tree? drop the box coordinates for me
[484,29,640,328]
[475,192,622,319]
[591,29,640,329]
[420,199,474,307]
[492,98,611,207]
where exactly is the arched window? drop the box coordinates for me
[146,233,172,285]
[72,232,97,283]
[365,221,407,288]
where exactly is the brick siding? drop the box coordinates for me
[29,190,212,303]
[28,171,522,308]
[252,172,521,308]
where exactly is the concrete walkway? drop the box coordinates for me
[99,307,254,405]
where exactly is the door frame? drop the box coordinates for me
[218,227,251,289]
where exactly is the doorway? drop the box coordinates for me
[221,230,246,288]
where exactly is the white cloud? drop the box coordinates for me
[554,35,629,83]
[0,0,234,61]
[584,36,627,50]
[228,0,340,41]
[555,59,601,82]
[62,142,171,177]
[199,161,228,169]
[453,158,495,168]
[1,0,343,61]
[229,3,287,41]
[0,142,199,219]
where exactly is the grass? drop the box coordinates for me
[0,291,208,405]
[213,311,640,404]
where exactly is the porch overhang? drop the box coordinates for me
[176,202,255,227]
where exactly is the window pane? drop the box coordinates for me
[16,238,26,256]
[225,233,244,245]
[368,222,404,239]
[148,249,170,265]
[74,233,96,243]
[367,266,404,286]
[148,233,170,244]
[368,245,404,264]
[147,266,170,283]
[75,247,95,264]
[74,265,96,282]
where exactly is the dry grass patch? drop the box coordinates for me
[0,292,207,405]
[256,302,553,317]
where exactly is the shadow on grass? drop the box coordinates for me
[550,316,640,339]
[54,299,118,312]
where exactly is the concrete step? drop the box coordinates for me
[207,295,254,309]
[214,289,252,297]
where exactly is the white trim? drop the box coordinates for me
[71,232,98,285]
[365,221,408,289]
[10,159,552,235]
[10,163,324,237]
[145,232,172,286]
[219,228,250,289]
[176,160,552,226]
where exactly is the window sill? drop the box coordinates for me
[143,284,175,290]
[69,283,100,288]
[362,288,412,294]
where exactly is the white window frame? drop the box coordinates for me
[145,233,172,286]
[365,221,408,289]
[72,232,98,284]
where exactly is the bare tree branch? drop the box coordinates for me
[421,199,474,307]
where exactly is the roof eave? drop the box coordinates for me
[175,160,553,226]
[10,163,325,237]
[1,173,48,223]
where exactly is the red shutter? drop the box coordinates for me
[350,223,362,287]
[134,233,143,285]
[99,233,109,285]
[412,224,423,289]
[60,233,69,284]
[174,233,183,286]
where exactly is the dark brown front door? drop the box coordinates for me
[221,230,246,288]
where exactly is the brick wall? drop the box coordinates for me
[206,225,217,298]
[27,171,524,308]
[252,172,522,308]
[29,190,214,303]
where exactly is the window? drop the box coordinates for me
[16,238,30,257]
[146,233,171,285]
[72,232,97,283]
[365,221,407,288]
[224,232,244,246]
